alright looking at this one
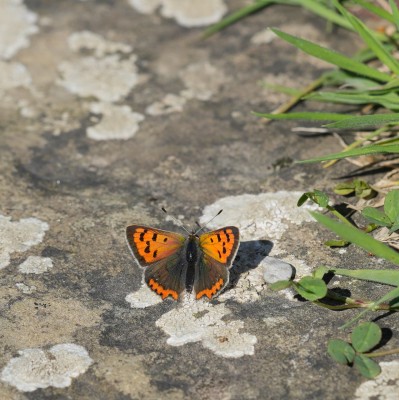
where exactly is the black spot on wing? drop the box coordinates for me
[144,241,151,253]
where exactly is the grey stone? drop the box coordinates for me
[262,256,295,283]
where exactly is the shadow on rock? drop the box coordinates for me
[228,240,273,288]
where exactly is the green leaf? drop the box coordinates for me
[332,268,399,286]
[252,111,351,121]
[384,190,399,223]
[312,265,330,279]
[362,207,392,227]
[351,322,382,352]
[325,113,399,129]
[271,28,391,82]
[297,190,329,208]
[357,187,377,200]
[309,212,399,265]
[294,276,328,301]
[336,179,377,200]
[333,0,399,74]
[269,280,292,291]
[354,355,382,378]
[328,339,356,364]
[324,239,348,247]
[334,181,355,196]
[390,223,399,233]
[298,144,399,163]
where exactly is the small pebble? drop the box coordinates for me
[261,257,295,283]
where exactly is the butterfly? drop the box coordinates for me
[126,219,240,301]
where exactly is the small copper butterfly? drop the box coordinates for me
[126,210,240,300]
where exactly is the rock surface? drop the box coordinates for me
[0,0,398,399]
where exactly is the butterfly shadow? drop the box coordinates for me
[226,239,274,289]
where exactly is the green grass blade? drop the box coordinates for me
[271,28,391,82]
[202,0,300,38]
[300,0,353,30]
[389,0,399,30]
[324,113,399,129]
[298,144,399,162]
[340,286,399,329]
[253,111,351,121]
[355,0,395,23]
[305,91,399,110]
[333,0,399,74]
[309,211,399,265]
[331,268,399,286]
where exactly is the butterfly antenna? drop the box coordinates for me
[161,207,191,234]
[195,209,223,235]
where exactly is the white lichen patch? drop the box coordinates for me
[200,191,319,241]
[58,55,138,102]
[355,361,399,399]
[219,267,266,304]
[0,0,38,60]
[18,256,53,274]
[87,102,144,140]
[156,301,256,358]
[1,344,93,392]
[15,283,36,294]
[161,0,227,27]
[0,60,31,91]
[128,0,161,14]
[180,62,226,101]
[0,215,49,269]
[125,284,162,308]
[129,0,227,27]
[145,93,186,115]
[68,31,132,58]
[251,29,277,45]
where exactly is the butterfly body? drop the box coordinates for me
[126,225,240,301]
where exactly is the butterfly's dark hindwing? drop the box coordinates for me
[144,249,188,300]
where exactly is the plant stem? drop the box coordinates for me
[323,126,390,168]
[326,205,354,226]
[364,348,399,357]
[263,74,330,124]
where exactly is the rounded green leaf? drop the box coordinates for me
[362,207,392,227]
[327,339,355,365]
[269,280,292,291]
[313,190,329,207]
[351,322,382,353]
[294,277,328,301]
[354,355,381,379]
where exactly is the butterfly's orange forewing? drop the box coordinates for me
[199,227,239,265]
